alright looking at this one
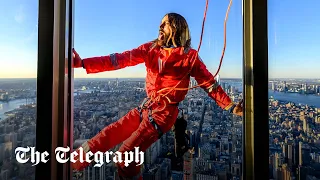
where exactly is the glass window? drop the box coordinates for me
[72,0,243,179]
[268,0,320,179]
[0,0,38,179]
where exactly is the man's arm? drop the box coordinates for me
[189,52,235,112]
[82,42,153,74]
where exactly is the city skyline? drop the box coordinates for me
[1,78,320,179]
[0,0,319,79]
[0,77,320,80]
[0,0,319,178]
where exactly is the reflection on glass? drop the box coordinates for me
[268,0,320,179]
[0,0,38,179]
[73,0,243,179]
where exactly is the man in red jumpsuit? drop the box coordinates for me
[72,12,243,179]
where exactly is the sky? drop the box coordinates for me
[0,0,319,79]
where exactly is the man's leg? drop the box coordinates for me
[115,109,163,179]
[72,108,142,170]
[172,116,190,158]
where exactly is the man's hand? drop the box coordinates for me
[72,48,83,68]
[232,100,243,116]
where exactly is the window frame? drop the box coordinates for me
[35,0,269,179]
[242,0,269,179]
[35,0,74,179]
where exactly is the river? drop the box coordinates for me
[0,98,35,120]
[0,90,92,119]
[227,82,320,107]
[268,90,320,107]
[1,89,319,120]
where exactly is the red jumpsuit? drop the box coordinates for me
[72,41,234,179]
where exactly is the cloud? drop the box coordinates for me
[14,5,25,24]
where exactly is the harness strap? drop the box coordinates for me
[136,97,169,139]
[147,108,163,138]
[136,97,150,122]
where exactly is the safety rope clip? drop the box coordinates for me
[148,115,154,123]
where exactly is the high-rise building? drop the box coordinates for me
[299,142,304,166]
[231,163,241,177]
[316,116,320,124]
[283,81,287,92]
[273,152,284,179]
[283,143,288,163]
[316,85,320,94]
[195,173,218,180]
[271,81,275,91]
[9,132,17,158]
[116,78,119,87]
[142,165,162,180]
[160,158,172,180]
[302,83,308,93]
[297,166,308,180]
[230,86,236,94]
[221,82,227,91]
[301,146,311,166]
[280,164,292,180]
[303,119,307,132]
[287,144,293,168]
[183,149,195,180]
[172,171,184,180]
[0,169,8,180]
[83,163,106,180]
[293,141,300,167]
[145,139,161,166]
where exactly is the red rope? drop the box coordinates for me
[197,0,209,52]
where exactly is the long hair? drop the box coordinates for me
[153,13,191,49]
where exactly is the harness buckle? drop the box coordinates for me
[136,97,164,139]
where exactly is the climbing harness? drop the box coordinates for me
[136,97,179,139]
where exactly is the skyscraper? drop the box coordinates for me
[299,141,303,166]
[83,163,106,180]
[271,81,275,91]
[183,148,195,180]
[287,144,293,168]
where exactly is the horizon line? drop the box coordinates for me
[0,77,319,79]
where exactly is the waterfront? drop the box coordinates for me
[0,90,91,119]
[268,90,320,107]
[1,90,320,120]
[0,98,35,119]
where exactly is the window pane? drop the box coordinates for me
[73,0,243,179]
[268,0,320,179]
[0,0,38,179]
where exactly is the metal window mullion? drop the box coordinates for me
[242,0,254,179]
[243,0,269,179]
[66,0,75,179]
[52,0,72,179]
[35,0,55,179]
[252,0,269,178]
